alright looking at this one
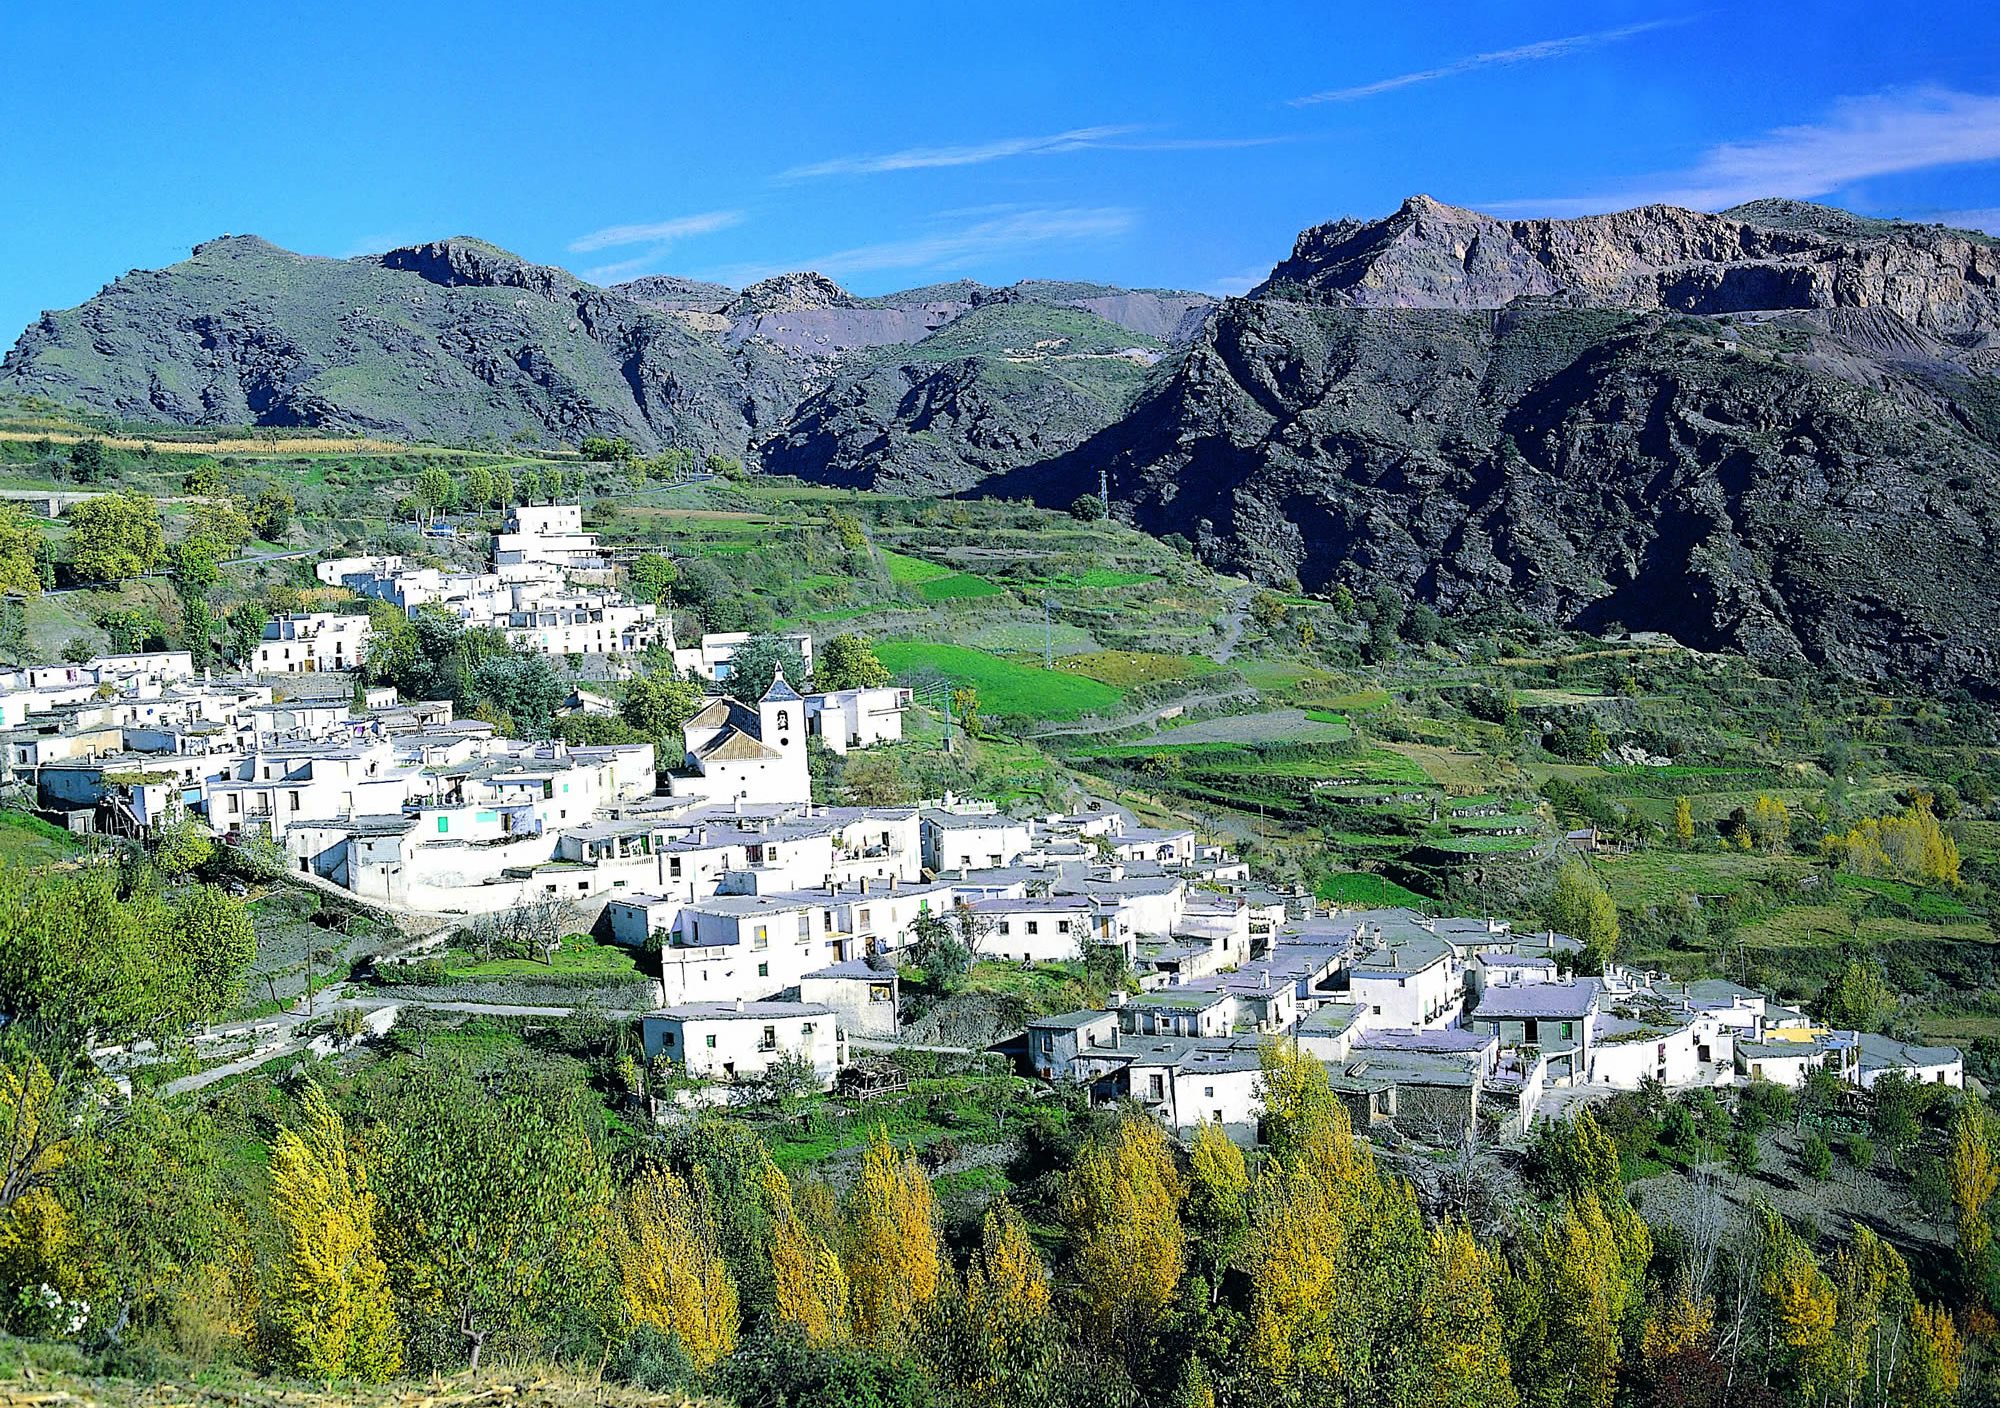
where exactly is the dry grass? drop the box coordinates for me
[0,430,432,457]
[0,1368,708,1408]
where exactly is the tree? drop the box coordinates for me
[580,436,633,462]
[622,671,704,748]
[951,686,980,736]
[1672,796,1696,848]
[617,1164,737,1371]
[1059,1117,1184,1341]
[1506,1192,1650,1408]
[470,652,566,737]
[907,907,980,994]
[628,553,678,607]
[185,498,252,552]
[763,1157,849,1345]
[65,492,165,582]
[59,1096,234,1345]
[266,1085,401,1381]
[415,466,453,519]
[223,602,268,666]
[1821,960,1896,1032]
[376,1059,614,1370]
[1755,1209,1840,1405]
[1068,493,1106,521]
[1184,1119,1249,1287]
[817,634,889,691]
[1895,1300,1963,1408]
[67,438,107,483]
[843,1128,943,1344]
[1821,795,1961,885]
[247,487,294,542]
[1949,1103,1999,1275]
[1550,860,1619,969]
[462,466,494,513]
[152,809,215,878]
[0,507,45,595]
[723,634,809,703]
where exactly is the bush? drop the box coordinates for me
[1838,1133,1875,1170]
[1728,1127,1761,1176]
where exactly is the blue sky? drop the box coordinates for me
[1,1,1995,337]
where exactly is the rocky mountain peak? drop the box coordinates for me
[727,272,853,317]
[189,234,298,261]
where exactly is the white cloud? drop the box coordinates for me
[1495,87,2000,215]
[567,210,743,254]
[780,126,1142,179]
[1207,264,1275,297]
[580,253,670,284]
[1292,18,1679,105]
[702,207,1136,286]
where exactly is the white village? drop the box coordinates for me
[0,499,1962,1145]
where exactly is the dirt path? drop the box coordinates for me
[1212,587,1254,662]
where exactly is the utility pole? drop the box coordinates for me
[1098,465,1109,511]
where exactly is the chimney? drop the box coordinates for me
[1109,990,1127,1008]
[888,874,898,892]
[735,998,745,1012]
[1261,969,1271,990]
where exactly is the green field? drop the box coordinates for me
[875,641,1123,721]
[0,811,83,866]
[1315,871,1433,907]
[1056,650,1221,688]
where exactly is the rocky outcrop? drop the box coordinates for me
[1258,195,2000,340]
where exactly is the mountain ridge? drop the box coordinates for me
[7,197,2000,689]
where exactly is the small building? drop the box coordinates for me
[639,1000,843,1086]
[805,686,910,753]
[800,959,901,1040]
[253,613,371,674]
[1023,1009,1121,1082]
[1854,1034,1963,1090]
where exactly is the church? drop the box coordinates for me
[672,669,812,806]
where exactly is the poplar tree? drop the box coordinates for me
[1059,1116,1184,1341]
[616,1164,737,1370]
[843,1127,942,1344]
[266,1086,400,1381]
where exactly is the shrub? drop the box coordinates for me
[1800,1130,1833,1181]
[1839,1132,1875,1170]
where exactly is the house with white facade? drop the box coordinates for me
[253,613,371,674]
[805,685,910,753]
[639,1001,843,1086]
[674,630,815,684]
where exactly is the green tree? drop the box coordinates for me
[462,466,494,512]
[247,487,295,541]
[817,634,889,691]
[628,553,678,606]
[622,671,704,748]
[1822,960,1896,1032]
[1672,796,1696,847]
[1068,493,1106,521]
[0,507,45,595]
[65,492,165,582]
[723,634,809,703]
[415,466,453,519]
[376,1058,614,1370]
[67,438,107,483]
[1550,860,1619,969]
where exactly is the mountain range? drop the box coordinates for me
[6,197,2000,689]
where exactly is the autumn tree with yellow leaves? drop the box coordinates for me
[1059,1115,1185,1341]
[762,1158,849,1345]
[843,1127,943,1344]
[615,1164,737,1371]
[265,1085,401,1382]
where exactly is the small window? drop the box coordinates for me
[705,1034,717,1049]
[662,1031,676,1048]
[1027,921,1039,936]
[757,962,769,978]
